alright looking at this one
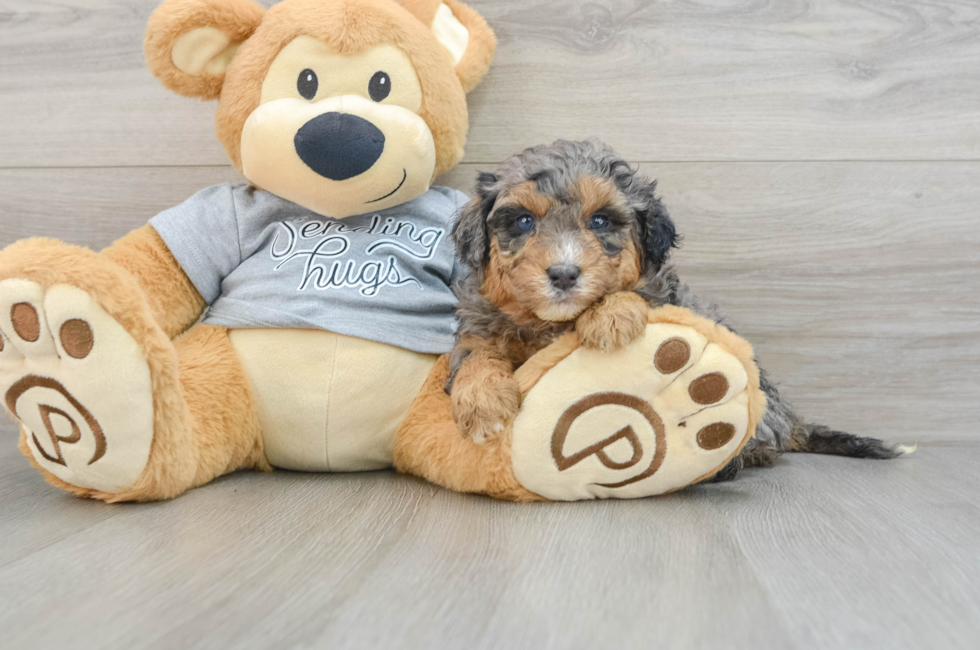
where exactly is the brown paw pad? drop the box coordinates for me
[696,422,737,450]
[689,372,730,405]
[654,337,691,374]
[11,303,40,342]
[60,319,94,359]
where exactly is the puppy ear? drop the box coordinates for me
[144,0,265,100]
[452,171,498,271]
[632,178,679,269]
[401,0,497,93]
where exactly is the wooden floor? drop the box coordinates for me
[1,436,978,650]
[1,0,979,648]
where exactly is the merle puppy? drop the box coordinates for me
[446,139,906,480]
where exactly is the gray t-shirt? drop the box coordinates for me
[150,183,467,354]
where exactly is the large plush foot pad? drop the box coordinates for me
[0,279,155,493]
[509,306,766,500]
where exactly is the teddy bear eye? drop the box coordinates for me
[297,69,318,100]
[369,71,391,102]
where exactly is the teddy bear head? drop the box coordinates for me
[144,0,495,217]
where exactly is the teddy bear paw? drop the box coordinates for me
[510,314,763,500]
[0,279,155,493]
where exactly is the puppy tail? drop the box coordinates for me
[789,423,915,459]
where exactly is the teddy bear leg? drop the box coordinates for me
[397,306,768,503]
[0,240,266,502]
[166,323,270,495]
[393,356,543,502]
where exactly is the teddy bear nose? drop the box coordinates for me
[294,112,386,181]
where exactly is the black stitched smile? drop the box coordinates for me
[366,168,407,203]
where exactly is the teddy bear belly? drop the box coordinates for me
[228,328,438,472]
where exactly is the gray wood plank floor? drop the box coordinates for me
[1,428,978,650]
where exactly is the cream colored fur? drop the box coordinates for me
[172,26,240,75]
[231,328,435,471]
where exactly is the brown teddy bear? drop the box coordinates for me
[0,0,764,502]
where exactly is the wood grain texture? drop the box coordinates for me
[0,430,978,650]
[2,163,977,441]
[1,0,980,167]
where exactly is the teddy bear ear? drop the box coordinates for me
[144,0,266,101]
[400,0,497,93]
[399,0,443,26]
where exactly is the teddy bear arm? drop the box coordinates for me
[101,224,206,339]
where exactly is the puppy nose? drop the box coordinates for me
[294,112,385,181]
[547,265,581,291]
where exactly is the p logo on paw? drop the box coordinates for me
[510,309,765,500]
[550,392,666,487]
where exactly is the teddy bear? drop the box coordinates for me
[0,0,765,503]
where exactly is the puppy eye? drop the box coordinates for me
[369,71,391,102]
[588,214,611,230]
[297,69,318,100]
[516,214,536,233]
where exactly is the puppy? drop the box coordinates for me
[446,139,905,479]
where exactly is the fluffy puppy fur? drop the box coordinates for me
[447,139,905,477]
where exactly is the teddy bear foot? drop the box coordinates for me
[510,306,766,500]
[0,278,157,494]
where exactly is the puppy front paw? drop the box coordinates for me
[576,292,649,352]
[451,366,521,444]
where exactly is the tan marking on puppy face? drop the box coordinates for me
[572,175,621,217]
[482,174,643,323]
[500,181,556,218]
[614,240,642,290]
[480,241,543,327]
